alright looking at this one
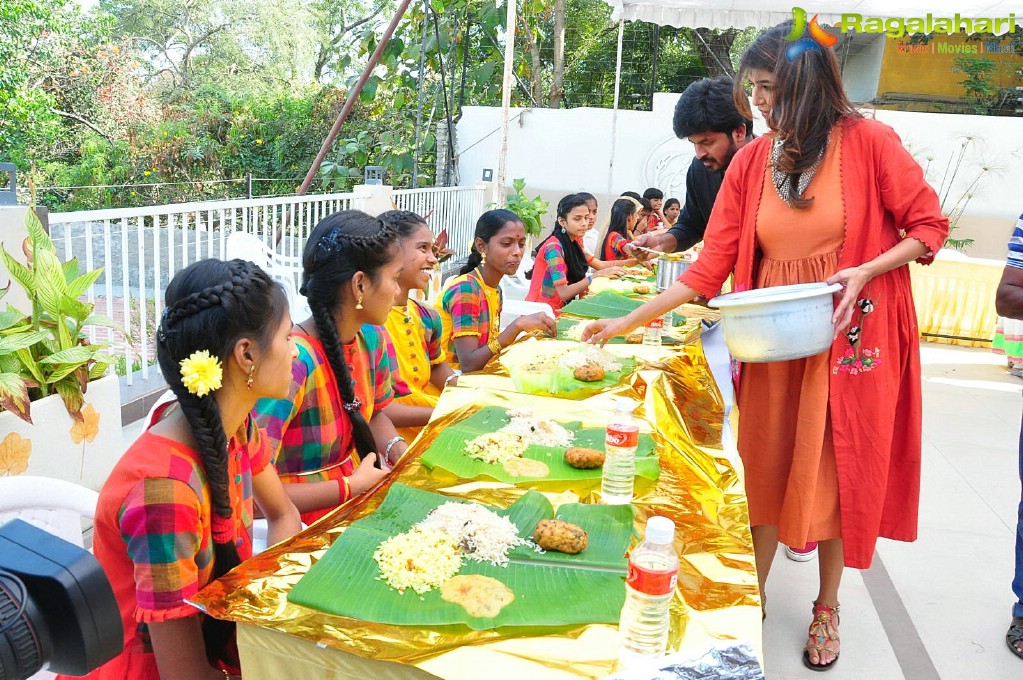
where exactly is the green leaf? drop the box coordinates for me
[54,378,84,420]
[24,210,55,254]
[0,248,34,297]
[513,178,526,192]
[65,267,103,299]
[0,372,32,423]
[45,357,93,384]
[88,361,109,381]
[0,309,27,331]
[32,249,68,318]
[62,258,79,283]
[288,483,631,630]
[0,330,50,354]
[360,76,379,103]
[14,347,44,383]
[40,346,96,365]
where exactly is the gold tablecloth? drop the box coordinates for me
[910,256,1003,347]
[192,334,761,679]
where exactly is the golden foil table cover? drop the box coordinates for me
[191,333,761,679]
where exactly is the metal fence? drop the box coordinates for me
[47,184,488,384]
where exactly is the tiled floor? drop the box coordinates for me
[106,342,1023,679]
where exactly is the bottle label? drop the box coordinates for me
[626,562,678,596]
[606,425,639,448]
[645,317,664,330]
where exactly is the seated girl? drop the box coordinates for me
[373,210,457,438]
[526,193,627,314]
[254,211,407,525]
[76,259,301,679]
[601,197,642,261]
[436,209,556,373]
[663,197,681,227]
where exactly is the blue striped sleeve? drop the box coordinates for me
[1007,215,1023,270]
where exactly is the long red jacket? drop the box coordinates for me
[682,116,949,568]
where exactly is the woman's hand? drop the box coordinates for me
[514,311,557,337]
[581,316,638,346]
[826,265,871,334]
[594,265,625,279]
[348,453,390,495]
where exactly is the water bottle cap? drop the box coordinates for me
[613,397,638,413]
[645,516,675,544]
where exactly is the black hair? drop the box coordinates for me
[460,209,522,275]
[621,191,642,201]
[601,198,638,259]
[527,194,589,283]
[638,197,652,211]
[378,209,428,240]
[673,76,754,139]
[642,188,664,200]
[300,210,400,463]
[577,191,597,205]
[156,258,288,666]
[664,198,680,211]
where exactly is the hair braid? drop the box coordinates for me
[308,299,377,460]
[155,258,288,668]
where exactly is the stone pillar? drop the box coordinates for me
[350,185,395,216]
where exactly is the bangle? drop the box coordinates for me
[384,436,405,460]
[337,477,349,502]
[487,338,503,355]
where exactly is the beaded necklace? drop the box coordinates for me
[771,133,829,207]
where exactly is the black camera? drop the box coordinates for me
[0,519,122,680]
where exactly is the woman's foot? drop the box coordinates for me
[803,601,840,671]
[1008,616,1023,660]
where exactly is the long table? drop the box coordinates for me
[192,307,760,679]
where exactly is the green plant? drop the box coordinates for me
[952,56,998,114]
[0,210,125,423]
[505,179,550,237]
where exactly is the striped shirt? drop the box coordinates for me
[436,269,502,369]
[1007,213,1023,269]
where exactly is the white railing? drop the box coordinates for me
[46,184,488,385]
[393,184,488,263]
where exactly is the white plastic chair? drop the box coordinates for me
[500,299,555,332]
[225,231,311,321]
[500,252,535,303]
[0,476,98,549]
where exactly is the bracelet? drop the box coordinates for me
[444,370,462,385]
[586,273,593,284]
[384,436,405,460]
[487,338,503,355]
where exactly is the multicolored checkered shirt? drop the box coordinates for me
[1006,214,1023,270]
[603,231,631,261]
[526,237,594,313]
[253,330,393,505]
[92,413,268,656]
[436,269,503,369]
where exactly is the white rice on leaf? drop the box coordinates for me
[558,347,622,372]
[373,527,463,594]
[464,431,528,464]
[501,409,574,448]
[417,502,536,566]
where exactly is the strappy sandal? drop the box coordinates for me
[1007,616,1023,660]
[802,601,840,671]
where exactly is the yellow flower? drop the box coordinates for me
[255,138,263,144]
[180,350,223,397]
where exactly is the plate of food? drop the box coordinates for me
[288,483,635,630]
[557,318,684,346]
[419,406,660,488]
[504,344,638,398]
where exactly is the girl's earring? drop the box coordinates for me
[246,364,256,389]
[481,250,487,265]
[356,295,364,310]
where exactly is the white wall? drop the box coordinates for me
[455,95,1023,259]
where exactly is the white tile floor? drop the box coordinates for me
[759,343,1023,679]
[105,342,1023,679]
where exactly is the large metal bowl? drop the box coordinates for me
[655,253,693,291]
[708,282,842,362]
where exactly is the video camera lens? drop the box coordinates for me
[0,519,122,680]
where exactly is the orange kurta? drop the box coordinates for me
[738,128,844,547]
[682,117,949,568]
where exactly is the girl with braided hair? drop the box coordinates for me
[526,193,626,315]
[368,210,456,438]
[75,259,301,679]
[436,209,557,373]
[254,210,406,524]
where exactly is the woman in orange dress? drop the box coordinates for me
[585,22,948,671]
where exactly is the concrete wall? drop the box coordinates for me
[456,95,1023,259]
[877,33,1023,99]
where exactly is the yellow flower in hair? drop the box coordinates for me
[180,350,223,397]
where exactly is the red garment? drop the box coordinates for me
[681,117,949,568]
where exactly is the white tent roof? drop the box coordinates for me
[605,0,1021,30]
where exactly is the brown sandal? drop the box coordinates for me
[802,601,840,671]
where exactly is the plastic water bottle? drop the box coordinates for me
[618,516,680,667]
[602,400,639,504]
[642,314,665,346]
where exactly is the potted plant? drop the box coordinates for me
[505,179,550,239]
[0,210,125,490]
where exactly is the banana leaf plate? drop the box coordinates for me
[287,483,634,630]
[555,318,683,346]
[561,289,647,319]
[419,406,660,489]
